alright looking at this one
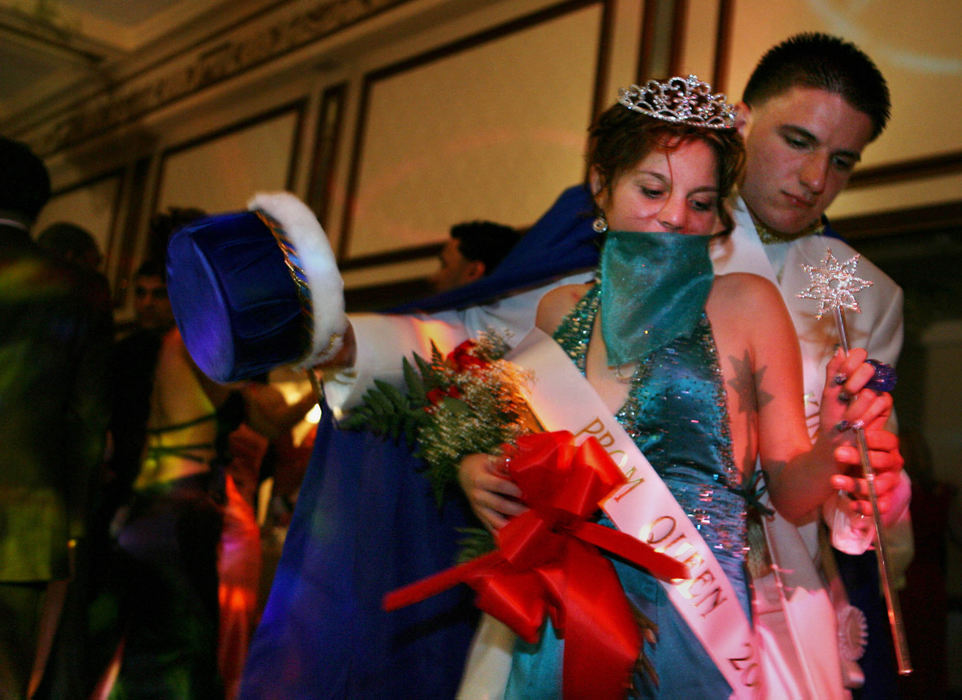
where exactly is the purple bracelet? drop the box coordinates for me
[865,359,897,393]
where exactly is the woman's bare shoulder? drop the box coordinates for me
[710,272,784,313]
[536,282,592,333]
[708,272,797,360]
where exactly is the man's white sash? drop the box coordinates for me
[508,329,761,698]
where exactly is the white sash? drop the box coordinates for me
[507,329,762,698]
[753,502,847,699]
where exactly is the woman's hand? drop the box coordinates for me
[818,348,890,434]
[458,452,527,534]
[821,348,905,522]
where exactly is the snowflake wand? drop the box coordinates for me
[799,249,912,675]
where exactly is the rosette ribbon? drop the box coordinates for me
[383,431,688,698]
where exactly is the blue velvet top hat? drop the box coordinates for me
[166,192,346,383]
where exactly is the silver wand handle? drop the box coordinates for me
[833,308,912,675]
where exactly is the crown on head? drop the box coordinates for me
[618,75,736,129]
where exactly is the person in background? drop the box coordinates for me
[36,221,104,272]
[430,220,521,293]
[95,201,320,699]
[128,258,174,333]
[217,378,317,700]
[107,321,242,698]
[0,136,112,698]
[101,210,207,515]
[96,211,207,557]
[89,209,216,698]
[101,260,175,497]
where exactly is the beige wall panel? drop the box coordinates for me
[342,258,439,287]
[347,4,602,260]
[725,0,962,178]
[680,0,722,83]
[832,171,962,218]
[606,0,643,90]
[35,175,122,262]
[157,110,299,214]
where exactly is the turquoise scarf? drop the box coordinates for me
[599,230,713,366]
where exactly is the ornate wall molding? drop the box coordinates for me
[26,0,413,157]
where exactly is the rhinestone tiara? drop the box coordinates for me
[617,75,736,129]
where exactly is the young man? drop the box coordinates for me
[130,259,174,333]
[430,220,520,293]
[102,224,197,513]
[712,33,908,697]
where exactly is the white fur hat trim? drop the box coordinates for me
[247,191,347,367]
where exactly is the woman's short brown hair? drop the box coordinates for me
[585,101,744,233]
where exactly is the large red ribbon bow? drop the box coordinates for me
[383,430,688,698]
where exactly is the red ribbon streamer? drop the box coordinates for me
[383,431,688,698]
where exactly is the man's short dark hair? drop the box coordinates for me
[37,222,99,260]
[135,258,166,280]
[450,221,520,276]
[145,206,207,272]
[742,32,890,141]
[0,137,51,222]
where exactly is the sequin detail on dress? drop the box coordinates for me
[553,283,747,566]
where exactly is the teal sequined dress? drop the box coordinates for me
[505,283,752,699]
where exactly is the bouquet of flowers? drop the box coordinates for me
[340,332,537,505]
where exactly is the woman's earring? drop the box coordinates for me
[592,213,608,234]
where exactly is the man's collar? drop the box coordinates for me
[732,195,824,244]
[710,196,778,283]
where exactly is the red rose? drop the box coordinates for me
[450,340,487,371]
[425,385,461,407]
[425,388,446,405]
